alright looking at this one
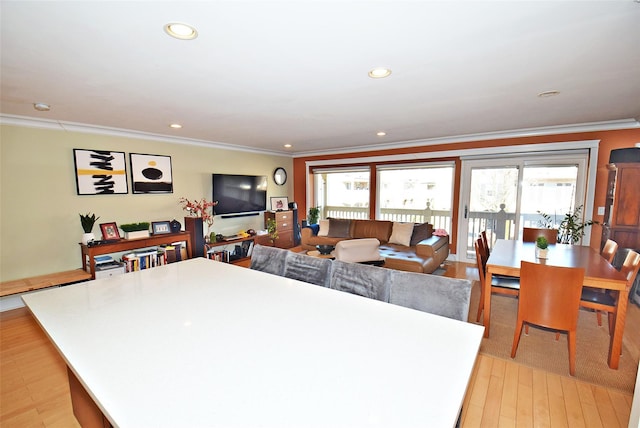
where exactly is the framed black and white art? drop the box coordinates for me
[130,153,173,194]
[73,149,128,195]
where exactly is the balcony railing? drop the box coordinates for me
[322,203,451,231]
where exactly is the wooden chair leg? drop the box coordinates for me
[567,330,576,376]
[555,332,560,341]
[596,310,603,326]
[525,324,529,335]
[607,312,615,337]
[511,319,524,358]
[476,287,484,322]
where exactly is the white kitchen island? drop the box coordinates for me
[23,257,483,428]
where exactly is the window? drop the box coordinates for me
[313,167,371,219]
[377,163,454,229]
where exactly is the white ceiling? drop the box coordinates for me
[2,1,639,156]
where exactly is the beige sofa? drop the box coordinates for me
[301,219,449,274]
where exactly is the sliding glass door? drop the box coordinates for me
[458,152,588,260]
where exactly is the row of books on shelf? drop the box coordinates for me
[90,243,186,274]
[206,240,253,263]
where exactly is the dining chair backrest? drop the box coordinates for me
[474,238,488,281]
[518,261,584,331]
[480,231,490,256]
[522,227,558,244]
[620,249,640,289]
[601,239,618,264]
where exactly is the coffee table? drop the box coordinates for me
[306,250,335,259]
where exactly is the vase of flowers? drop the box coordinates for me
[179,197,218,258]
[79,212,100,244]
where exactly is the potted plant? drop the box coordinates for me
[535,236,549,259]
[538,205,598,245]
[307,207,320,225]
[120,222,150,240]
[266,217,278,245]
[79,213,100,244]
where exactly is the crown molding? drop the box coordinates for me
[1,114,637,158]
[293,119,640,158]
[0,114,289,157]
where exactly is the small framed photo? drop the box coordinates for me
[270,196,289,211]
[152,221,172,235]
[100,222,121,240]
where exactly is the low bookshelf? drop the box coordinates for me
[80,231,192,279]
[205,234,272,267]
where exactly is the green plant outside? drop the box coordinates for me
[79,213,100,233]
[537,205,598,245]
[307,207,320,225]
[120,222,150,232]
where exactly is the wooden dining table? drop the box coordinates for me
[485,239,629,369]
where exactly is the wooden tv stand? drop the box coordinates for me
[205,234,272,267]
[80,231,192,279]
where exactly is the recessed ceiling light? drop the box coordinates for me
[376,131,387,137]
[33,102,50,111]
[368,67,392,79]
[169,123,182,129]
[537,90,560,98]
[164,23,198,40]
[284,144,292,148]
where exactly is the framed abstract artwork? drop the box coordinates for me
[130,153,173,194]
[73,149,128,195]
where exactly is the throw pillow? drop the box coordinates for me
[410,222,432,246]
[317,219,330,236]
[328,218,351,238]
[388,222,414,246]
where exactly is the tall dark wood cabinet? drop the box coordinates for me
[264,211,294,249]
[602,162,640,250]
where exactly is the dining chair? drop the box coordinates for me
[474,238,520,322]
[511,261,585,376]
[580,249,640,335]
[522,227,558,244]
[589,239,619,327]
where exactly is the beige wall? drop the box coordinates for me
[0,124,293,281]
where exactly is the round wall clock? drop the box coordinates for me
[273,167,287,185]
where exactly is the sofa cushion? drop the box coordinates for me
[388,222,414,246]
[410,222,433,246]
[318,219,329,236]
[328,218,351,237]
[351,219,393,243]
[305,223,320,236]
[329,260,391,301]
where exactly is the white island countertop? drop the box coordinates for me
[23,258,483,428]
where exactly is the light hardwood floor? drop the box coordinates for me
[0,261,637,427]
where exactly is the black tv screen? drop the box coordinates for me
[212,174,268,215]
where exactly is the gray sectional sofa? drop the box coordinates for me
[250,245,472,322]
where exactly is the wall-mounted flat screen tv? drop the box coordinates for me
[212,174,268,215]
